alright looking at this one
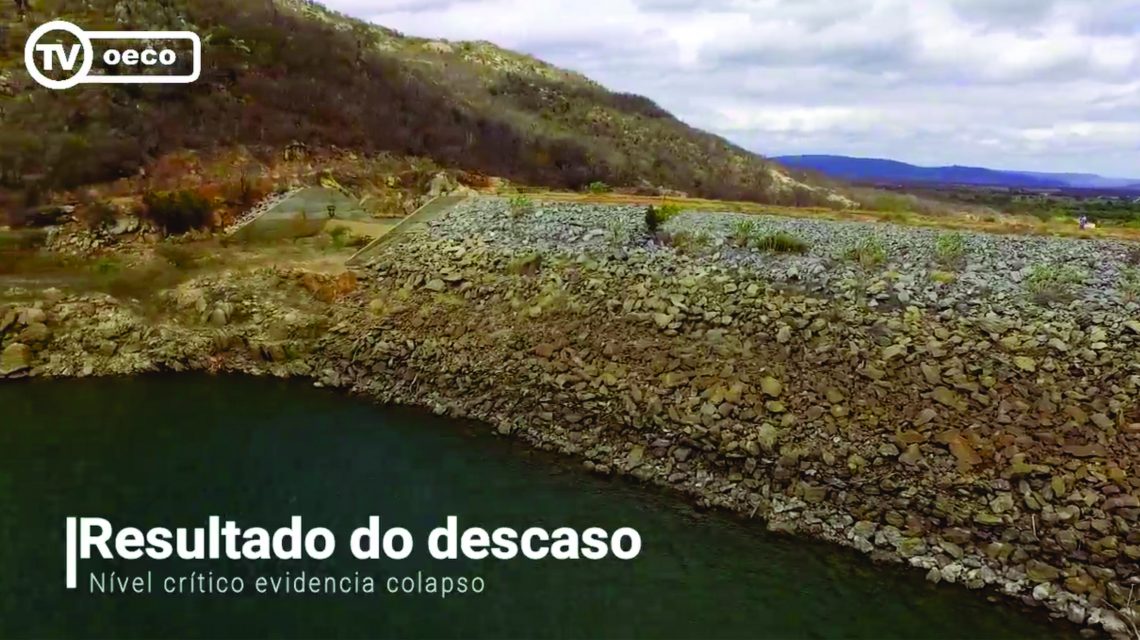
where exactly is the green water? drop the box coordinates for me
[0,376,1072,639]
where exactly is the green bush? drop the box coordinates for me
[155,244,203,269]
[1119,267,1140,302]
[91,256,122,275]
[508,195,535,220]
[604,218,627,247]
[930,270,957,284]
[587,181,611,194]
[753,231,809,254]
[844,238,887,267]
[872,194,914,213]
[645,204,682,233]
[934,232,966,267]
[645,206,660,234]
[731,218,758,247]
[1024,263,1086,304]
[664,230,712,255]
[85,201,119,231]
[143,190,213,234]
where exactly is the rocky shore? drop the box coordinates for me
[4,197,1140,637]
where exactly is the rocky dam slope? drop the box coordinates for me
[3,198,1140,636]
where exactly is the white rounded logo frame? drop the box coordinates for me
[25,20,201,90]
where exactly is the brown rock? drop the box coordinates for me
[947,434,982,466]
[1090,413,1114,430]
[899,444,923,466]
[914,408,938,427]
[1064,574,1096,594]
[1103,494,1140,511]
[0,342,32,375]
[1063,443,1107,458]
[17,322,50,344]
[1025,559,1061,582]
[760,376,783,398]
[942,527,972,544]
[931,387,962,409]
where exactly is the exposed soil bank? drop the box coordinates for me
[3,200,1140,637]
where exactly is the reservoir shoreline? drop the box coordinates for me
[1,375,1082,638]
[4,199,1140,637]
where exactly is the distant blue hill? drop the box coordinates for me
[774,155,1140,190]
[1016,171,1140,189]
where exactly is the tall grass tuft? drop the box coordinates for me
[753,231,809,254]
[1024,263,1086,304]
[844,238,887,267]
[508,195,535,220]
[934,232,966,267]
[731,218,758,247]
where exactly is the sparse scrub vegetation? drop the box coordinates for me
[326,226,368,250]
[935,232,967,268]
[1024,263,1086,304]
[527,283,577,317]
[587,182,611,194]
[1127,246,1140,266]
[507,252,543,276]
[663,230,712,255]
[645,204,682,234]
[880,211,913,224]
[844,238,888,267]
[155,245,204,269]
[870,193,916,213]
[0,0,827,207]
[226,175,272,209]
[731,218,759,247]
[604,218,628,247]
[92,260,193,301]
[508,195,536,220]
[657,204,684,220]
[1120,267,1140,302]
[0,230,47,254]
[752,231,810,254]
[930,270,958,285]
[91,256,122,276]
[84,201,119,231]
[142,190,214,235]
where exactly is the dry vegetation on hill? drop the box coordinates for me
[0,0,846,222]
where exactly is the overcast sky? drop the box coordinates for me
[324,0,1140,177]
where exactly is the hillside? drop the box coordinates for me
[776,154,1140,191]
[774,155,1069,188]
[0,0,844,211]
[1016,171,1140,190]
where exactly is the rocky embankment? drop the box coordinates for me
[3,198,1140,637]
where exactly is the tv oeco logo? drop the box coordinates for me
[25,20,201,90]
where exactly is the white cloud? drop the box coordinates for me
[323,0,1140,176]
[714,106,883,134]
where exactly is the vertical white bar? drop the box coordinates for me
[66,517,77,589]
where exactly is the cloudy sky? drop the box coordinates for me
[325,0,1140,176]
